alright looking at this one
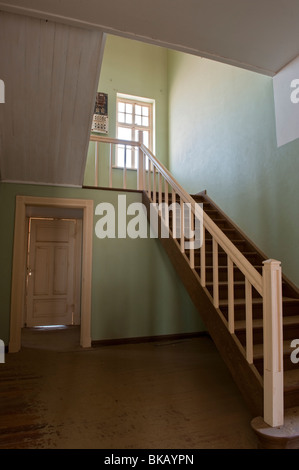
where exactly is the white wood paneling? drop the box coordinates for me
[0,11,105,186]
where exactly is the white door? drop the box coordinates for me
[26,218,81,327]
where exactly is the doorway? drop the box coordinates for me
[9,196,94,353]
[25,217,82,328]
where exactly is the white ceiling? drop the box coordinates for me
[0,0,299,76]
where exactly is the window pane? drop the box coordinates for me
[142,116,149,127]
[135,115,142,125]
[117,146,125,167]
[118,127,132,141]
[143,131,149,147]
[126,114,132,124]
[118,112,125,123]
[142,106,149,116]
[118,102,125,112]
[125,148,132,168]
[135,105,141,115]
[126,103,133,114]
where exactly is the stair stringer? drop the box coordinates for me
[142,191,263,418]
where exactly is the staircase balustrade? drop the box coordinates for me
[88,133,284,427]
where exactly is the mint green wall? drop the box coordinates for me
[84,34,169,187]
[167,50,299,287]
[0,182,204,346]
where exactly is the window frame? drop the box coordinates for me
[115,94,155,170]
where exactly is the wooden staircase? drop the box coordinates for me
[193,192,299,411]
[142,189,299,424]
[89,133,299,446]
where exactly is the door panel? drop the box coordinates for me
[32,299,68,318]
[34,247,50,295]
[26,219,80,327]
[53,246,68,294]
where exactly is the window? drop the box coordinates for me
[116,94,154,169]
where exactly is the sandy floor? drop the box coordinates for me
[0,327,258,449]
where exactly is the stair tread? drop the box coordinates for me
[284,369,299,391]
[206,280,254,287]
[204,251,259,256]
[197,265,262,270]
[206,279,286,287]
[204,239,248,244]
[253,340,293,359]
[219,296,299,307]
[235,315,299,330]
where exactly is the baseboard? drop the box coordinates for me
[91,331,210,348]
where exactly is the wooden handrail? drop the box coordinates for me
[90,135,139,147]
[90,135,263,295]
[89,133,283,427]
[140,143,263,295]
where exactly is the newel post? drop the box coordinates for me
[263,259,284,427]
[137,131,144,191]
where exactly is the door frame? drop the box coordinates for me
[9,196,94,352]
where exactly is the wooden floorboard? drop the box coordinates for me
[0,327,258,449]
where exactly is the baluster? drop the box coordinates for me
[227,257,234,333]
[189,204,195,269]
[153,166,157,203]
[245,278,253,364]
[143,153,147,192]
[180,198,184,254]
[158,173,163,215]
[109,143,113,188]
[164,180,168,224]
[148,159,151,198]
[145,156,149,194]
[213,238,219,308]
[123,145,127,189]
[94,141,99,187]
[172,189,177,239]
[137,140,144,191]
[200,228,206,287]
[164,180,168,206]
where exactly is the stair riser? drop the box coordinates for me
[236,329,264,346]
[254,353,299,375]
[205,231,250,242]
[206,284,262,301]
[198,269,245,283]
[221,302,299,324]
[285,390,299,409]
[220,305,263,321]
[193,252,262,266]
[236,325,299,349]
[205,239,252,252]
[202,268,262,283]
[283,326,299,342]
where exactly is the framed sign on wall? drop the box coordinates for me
[92,92,109,134]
